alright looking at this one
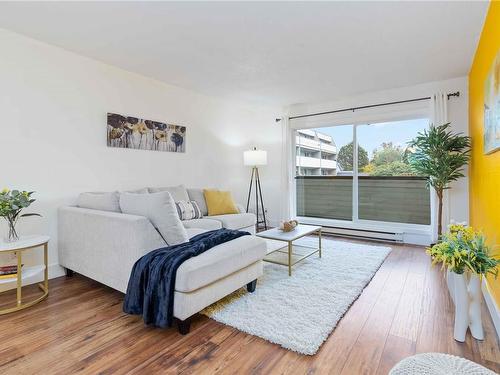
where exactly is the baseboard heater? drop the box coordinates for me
[317,225,404,243]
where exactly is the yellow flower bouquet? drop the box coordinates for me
[427,224,499,277]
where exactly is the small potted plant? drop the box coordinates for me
[406,123,471,240]
[427,223,499,342]
[0,189,41,242]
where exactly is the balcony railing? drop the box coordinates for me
[296,156,337,169]
[296,136,337,154]
[296,175,431,225]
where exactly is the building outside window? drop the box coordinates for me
[296,129,337,176]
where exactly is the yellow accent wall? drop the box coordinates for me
[469,1,500,307]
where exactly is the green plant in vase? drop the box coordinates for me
[406,123,471,239]
[427,223,499,342]
[0,189,41,242]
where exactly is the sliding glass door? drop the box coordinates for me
[295,118,431,226]
[357,119,430,225]
[296,125,353,220]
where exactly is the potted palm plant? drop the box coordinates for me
[428,223,499,342]
[406,123,471,239]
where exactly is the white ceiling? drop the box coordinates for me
[0,2,489,107]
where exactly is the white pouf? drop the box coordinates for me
[389,353,497,375]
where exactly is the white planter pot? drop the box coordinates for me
[446,271,484,342]
[447,271,469,342]
[468,274,484,340]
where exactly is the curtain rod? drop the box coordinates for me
[275,91,460,122]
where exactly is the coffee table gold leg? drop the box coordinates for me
[288,241,292,276]
[319,229,322,258]
[44,243,49,292]
[16,251,22,306]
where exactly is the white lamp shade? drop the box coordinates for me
[244,149,267,166]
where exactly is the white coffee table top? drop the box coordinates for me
[256,224,321,242]
[0,235,50,252]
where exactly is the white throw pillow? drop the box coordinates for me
[119,191,189,246]
[126,187,149,194]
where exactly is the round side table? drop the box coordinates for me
[0,235,49,315]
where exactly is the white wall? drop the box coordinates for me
[287,76,470,242]
[0,28,282,284]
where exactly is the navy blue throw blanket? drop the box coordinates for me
[123,228,250,328]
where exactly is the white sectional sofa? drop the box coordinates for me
[58,185,266,334]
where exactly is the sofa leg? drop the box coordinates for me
[246,279,257,293]
[177,318,192,335]
[65,268,74,277]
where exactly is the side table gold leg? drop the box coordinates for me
[319,229,322,258]
[16,251,22,306]
[44,242,49,292]
[288,241,292,276]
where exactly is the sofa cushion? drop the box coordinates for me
[204,189,239,216]
[187,188,209,216]
[182,218,222,231]
[175,235,266,293]
[148,184,189,202]
[77,191,120,212]
[119,191,189,246]
[209,213,256,230]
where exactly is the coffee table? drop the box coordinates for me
[256,224,321,276]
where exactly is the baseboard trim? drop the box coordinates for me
[482,278,500,340]
[48,263,66,279]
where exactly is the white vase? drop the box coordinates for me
[468,274,484,340]
[447,271,469,342]
[446,271,485,342]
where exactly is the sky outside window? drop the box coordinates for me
[313,118,428,159]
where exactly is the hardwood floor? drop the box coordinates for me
[1,238,499,374]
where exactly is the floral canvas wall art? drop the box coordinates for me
[484,49,500,154]
[107,113,186,153]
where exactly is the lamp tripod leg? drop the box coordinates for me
[246,167,255,213]
[255,168,259,229]
[256,168,267,230]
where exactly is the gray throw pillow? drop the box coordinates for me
[187,188,209,216]
[175,200,203,220]
[77,191,121,212]
[119,191,189,246]
[148,184,189,202]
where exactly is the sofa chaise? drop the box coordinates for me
[58,185,267,333]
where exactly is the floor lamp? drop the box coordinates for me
[244,147,268,230]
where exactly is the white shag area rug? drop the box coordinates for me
[389,353,497,375]
[202,237,391,355]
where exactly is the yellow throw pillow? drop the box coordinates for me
[203,189,239,216]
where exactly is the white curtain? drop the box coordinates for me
[280,116,294,221]
[431,92,448,126]
[430,92,449,241]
